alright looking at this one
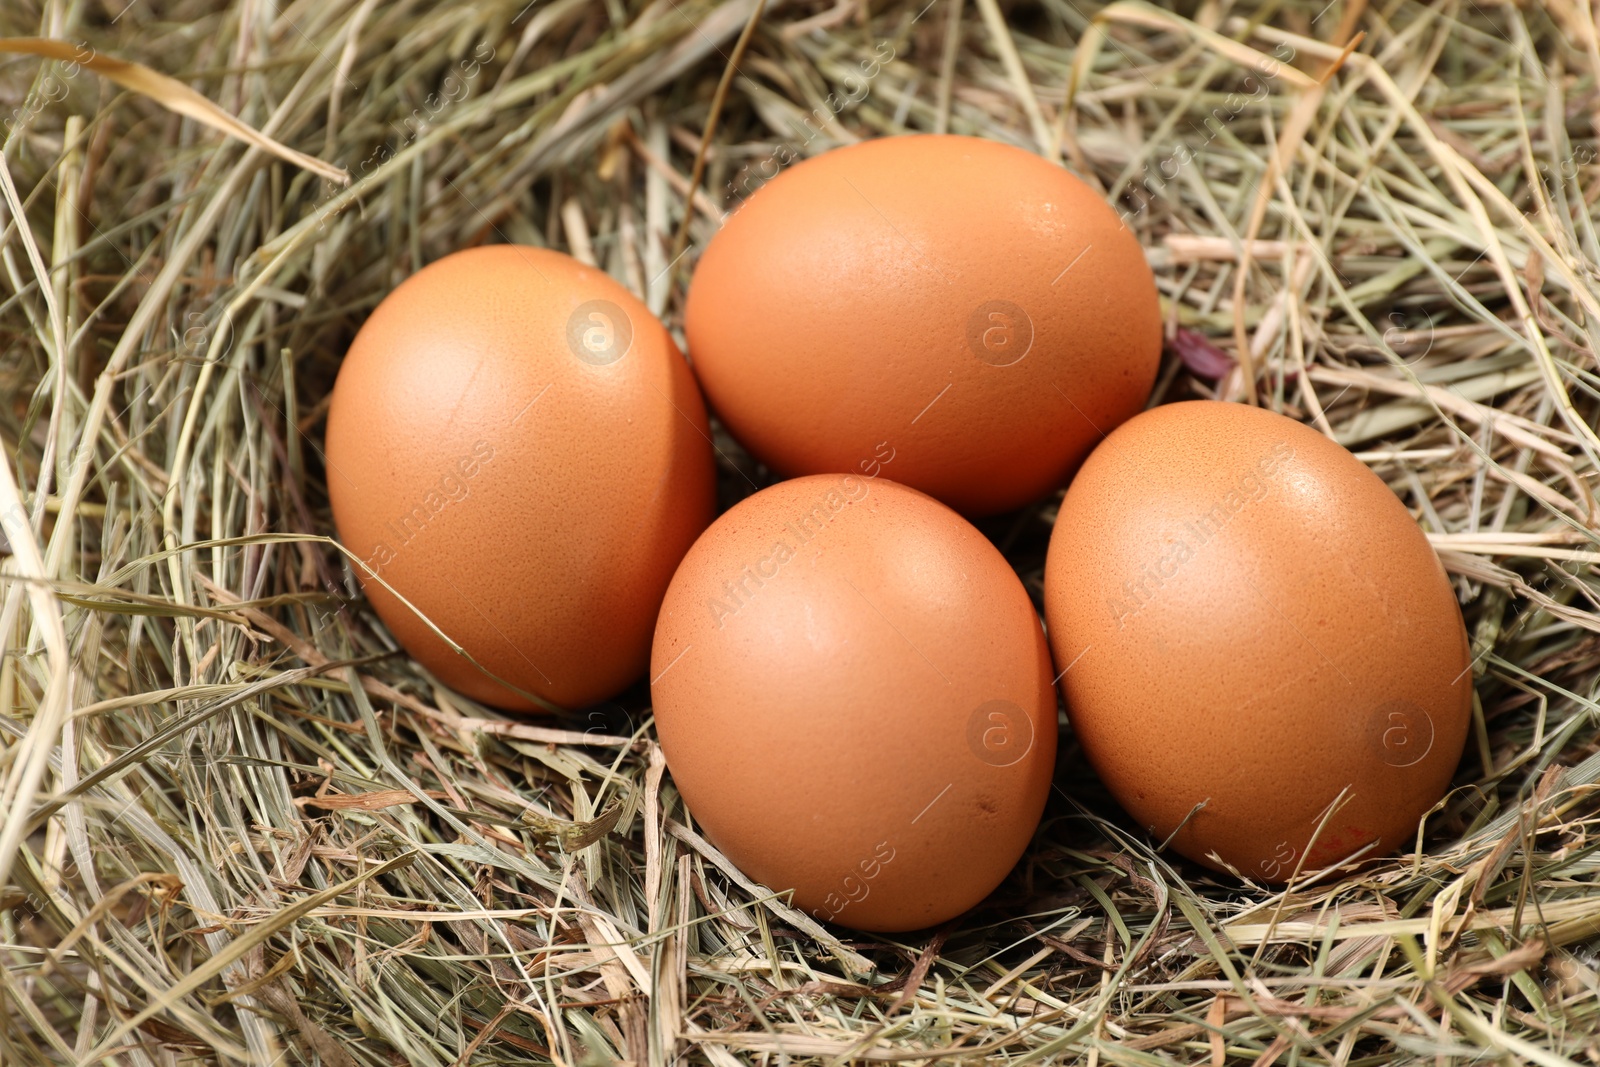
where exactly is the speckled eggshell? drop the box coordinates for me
[326,245,715,711]
[685,134,1160,517]
[651,475,1056,931]
[1043,401,1471,881]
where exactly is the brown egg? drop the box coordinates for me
[651,475,1056,931]
[1043,401,1471,881]
[685,134,1160,517]
[326,245,715,710]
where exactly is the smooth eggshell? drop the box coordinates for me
[685,134,1160,517]
[326,245,715,710]
[1043,401,1471,881]
[652,475,1056,931]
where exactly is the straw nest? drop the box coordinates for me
[2,0,1599,1063]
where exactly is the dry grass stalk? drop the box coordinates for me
[2,0,1599,1064]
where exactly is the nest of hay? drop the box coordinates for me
[3,0,1599,1063]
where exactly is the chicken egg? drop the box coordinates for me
[651,475,1056,930]
[685,134,1160,517]
[1043,401,1471,880]
[326,245,715,710]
